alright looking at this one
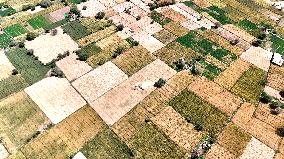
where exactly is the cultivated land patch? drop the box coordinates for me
[90,59,176,125]
[153,29,177,45]
[48,6,70,22]
[163,21,189,37]
[0,91,49,153]
[0,75,28,100]
[168,89,229,138]
[6,48,51,85]
[56,53,92,81]
[231,66,267,103]
[267,65,284,91]
[112,45,156,76]
[79,129,132,159]
[72,61,128,103]
[3,23,27,37]
[151,106,203,151]
[222,24,256,43]
[63,21,91,41]
[24,77,86,124]
[240,46,272,72]
[27,15,51,29]
[0,49,15,81]
[25,27,79,64]
[0,33,11,48]
[205,143,236,159]
[20,106,106,159]
[132,32,165,53]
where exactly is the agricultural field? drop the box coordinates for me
[1,0,284,158]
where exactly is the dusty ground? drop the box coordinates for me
[48,6,70,22]
[77,0,106,17]
[0,49,15,81]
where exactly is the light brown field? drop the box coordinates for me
[205,144,236,159]
[72,61,128,103]
[90,59,176,125]
[222,24,256,43]
[214,59,251,90]
[188,77,241,116]
[24,77,86,124]
[267,65,284,91]
[153,29,177,45]
[0,50,15,81]
[163,21,189,37]
[96,34,128,50]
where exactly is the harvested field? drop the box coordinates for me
[240,47,272,72]
[0,91,49,153]
[0,75,28,100]
[128,123,185,158]
[6,48,51,85]
[20,106,106,159]
[153,29,177,45]
[48,6,70,22]
[77,0,106,17]
[267,65,284,91]
[90,59,176,125]
[80,18,112,33]
[112,45,156,76]
[96,34,128,50]
[188,77,241,116]
[62,21,90,40]
[151,106,203,151]
[56,53,92,81]
[164,21,189,37]
[24,77,86,124]
[214,59,251,90]
[231,66,267,103]
[217,123,251,157]
[222,24,255,43]
[168,89,229,138]
[0,49,15,81]
[205,144,236,159]
[80,129,132,158]
[72,61,128,103]
[239,137,275,159]
[132,32,165,53]
[161,8,187,23]
[25,27,79,64]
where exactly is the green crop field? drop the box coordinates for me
[6,48,51,85]
[271,35,284,56]
[4,24,28,37]
[68,0,82,4]
[198,59,222,80]
[62,21,91,40]
[206,6,232,25]
[0,7,16,17]
[27,16,51,29]
[0,33,11,48]
[43,18,68,31]
[169,90,229,138]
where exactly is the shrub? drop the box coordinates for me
[26,32,37,41]
[12,69,18,75]
[50,29,58,36]
[39,0,52,8]
[112,47,125,58]
[259,92,272,104]
[154,78,166,88]
[18,42,25,48]
[78,52,88,61]
[280,90,284,98]
[26,49,34,56]
[276,126,284,137]
[95,12,105,19]
[116,24,124,31]
[270,100,281,109]
[270,107,282,115]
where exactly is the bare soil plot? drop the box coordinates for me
[143,22,163,35]
[217,123,251,157]
[0,144,8,159]
[24,77,86,124]
[112,45,156,76]
[153,29,177,45]
[222,24,256,43]
[98,0,117,7]
[72,152,87,159]
[72,61,128,103]
[154,41,198,66]
[0,91,49,153]
[0,49,15,81]
[25,27,79,64]
[161,8,187,23]
[275,153,284,159]
[267,65,284,91]
[231,66,267,103]
[240,46,273,72]
[239,137,275,159]
[48,6,70,22]
[205,144,236,159]
[90,59,176,125]
[113,1,135,13]
[56,53,92,81]
[163,21,189,37]
[132,32,165,53]
[214,59,251,90]
[20,106,107,159]
[77,0,106,17]
[151,106,203,151]
[188,77,241,116]
[111,71,196,141]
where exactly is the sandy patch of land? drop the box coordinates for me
[0,49,15,81]
[0,144,8,159]
[240,46,272,72]
[132,31,165,53]
[77,0,106,17]
[27,6,45,14]
[24,77,86,124]
[72,152,87,159]
[25,27,79,64]
[205,144,236,159]
[239,137,275,159]
[113,1,135,13]
[90,59,176,125]
[72,61,128,103]
[56,53,92,81]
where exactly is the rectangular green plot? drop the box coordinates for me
[28,16,51,29]
[4,24,28,37]
[271,35,284,56]
[206,6,232,25]
[6,48,51,85]
[0,7,16,17]
[68,0,82,4]
[62,21,91,40]
[238,19,258,31]
[0,33,11,48]
[198,59,222,80]
[169,90,229,138]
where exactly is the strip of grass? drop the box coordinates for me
[6,48,51,85]
[129,123,185,158]
[0,75,28,99]
[206,6,232,25]
[231,66,267,103]
[62,21,91,40]
[28,16,51,29]
[0,33,11,48]
[68,0,82,4]
[0,7,16,17]
[4,24,28,37]
[80,129,133,158]
[168,90,229,138]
